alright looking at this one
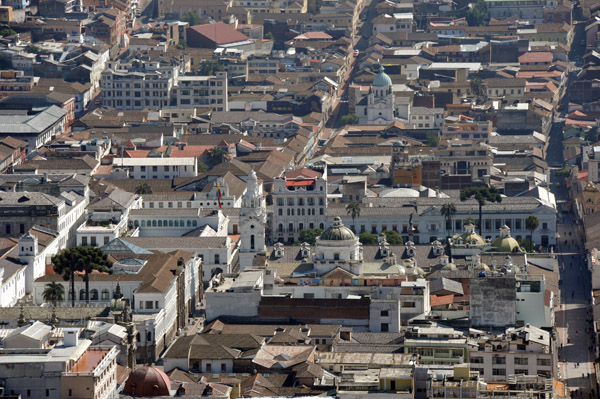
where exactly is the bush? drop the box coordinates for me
[359,232,378,245]
[298,228,324,245]
[518,238,536,253]
[341,114,359,125]
[383,230,403,245]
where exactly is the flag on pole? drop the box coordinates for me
[217,182,222,209]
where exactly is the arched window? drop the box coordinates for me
[136,332,141,342]
[169,220,173,227]
[278,223,283,232]
[147,331,152,342]
[192,220,197,227]
[69,290,75,300]
[334,253,340,260]
[180,220,184,226]
[250,235,255,250]
[187,220,191,227]
[174,220,179,227]
[141,220,146,227]
[158,220,162,227]
[163,220,167,227]
[79,289,86,300]
[134,220,139,227]
[101,289,109,300]
[152,220,157,227]
[90,289,99,300]
[320,223,324,229]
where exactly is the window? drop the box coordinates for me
[206,363,212,372]
[537,358,551,366]
[46,389,50,397]
[381,310,389,317]
[91,236,96,246]
[145,301,153,309]
[493,356,506,365]
[515,357,528,365]
[82,236,87,246]
[221,363,227,372]
[402,301,416,308]
[214,254,220,264]
[102,289,110,300]
[515,369,528,375]
[381,323,389,332]
[493,369,506,376]
[542,222,548,230]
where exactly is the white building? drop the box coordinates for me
[34,249,201,363]
[408,106,444,130]
[101,59,179,110]
[239,170,267,269]
[356,66,396,125]
[0,326,119,399]
[468,325,553,381]
[272,167,328,244]
[77,188,141,247]
[174,73,229,112]
[111,157,198,179]
[129,208,230,237]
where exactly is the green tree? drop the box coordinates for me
[182,10,201,25]
[264,32,274,40]
[341,113,359,125]
[346,202,361,232]
[466,0,488,26]
[0,28,16,37]
[197,159,209,173]
[135,182,152,194]
[460,186,502,234]
[464,216,478,228]
[427,134,440,147]
[359,232,378,245]
[557,166,571,176]
[298,228,324,245]
[42,282,65,307]
[52,250,80,307]
[199,61,225,75]
[525,215,539,242]
[78,247,113,304]
[586,126,599,143]
[383,230,403,245]
[470,76,485,97]
[517,238,535,253]
[441,202,457,239]
[176,40,188,49]
[208,146,228,165]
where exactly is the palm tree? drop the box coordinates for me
[440,202,457,240]
[42,282,65,307]
[346,202,361,232]
[525,215,539,243]
[135,182,152,195]
[208,146,228,165]
[460,186,502,235]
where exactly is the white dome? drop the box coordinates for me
[379,188,420,198]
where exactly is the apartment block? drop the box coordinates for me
[174,72,228,111]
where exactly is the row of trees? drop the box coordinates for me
[42,247,113,307]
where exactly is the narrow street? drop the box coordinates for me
[548,114,598,395]
[556,219,595,397]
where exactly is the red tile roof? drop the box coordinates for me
[283,167,322,179]
[518,51,552,64]
[294,31,333,40]
[430,295,454,307]
[189,22,250,45]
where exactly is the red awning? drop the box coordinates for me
[286,179,315,187]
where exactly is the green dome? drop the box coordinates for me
[320,217,356,241]
[372,65,393,87]
[492,236,521,252]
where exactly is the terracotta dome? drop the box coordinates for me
[123,366,171,396]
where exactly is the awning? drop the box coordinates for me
[286,179,315,187]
